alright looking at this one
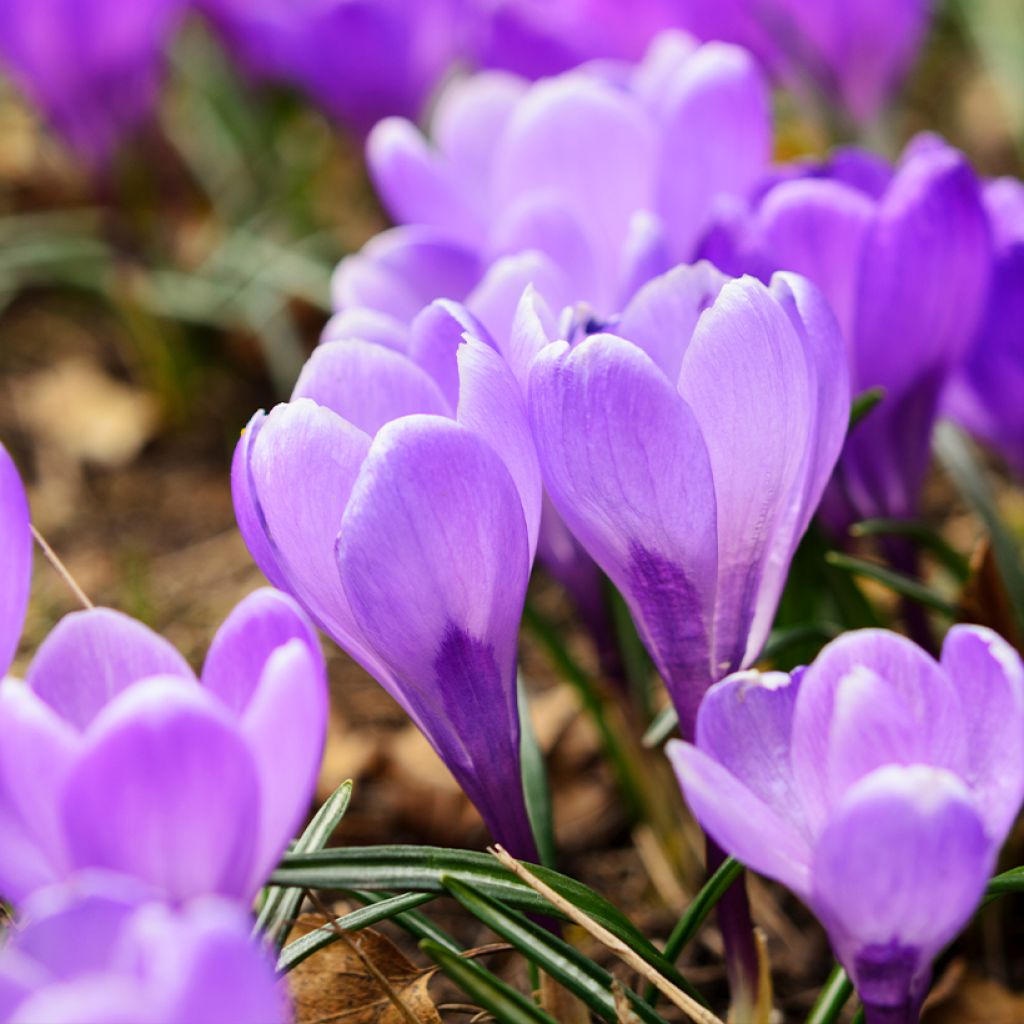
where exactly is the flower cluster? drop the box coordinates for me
[0,443,326,1022]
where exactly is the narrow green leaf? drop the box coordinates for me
[256,779,353,947]
[347,890,463,954]
[276,892,436,972]
[518,675,557,869]
[935,422,1024,638]
[825,552,959,617]
[805,964,853,1024]
[986,865,1024,901]
[419,939,559,1024]
[271,845,696,996]
[443,876,670,1024]
[848,386,885,429]
[644,857,743,1005]
[850,518,970,582]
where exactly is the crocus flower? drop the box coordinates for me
[669,625,1024,1024]
[342,30,770,323]
[233,319,542,859]
[0,0,188,164]
[0,588,327,906]
[945,178,1024,476]
[198,0,463,134]
[704,135,992,530]
[0,442,32,674]
[528,264,849,736]
[0,877,288,1023]
[670,0,932,124]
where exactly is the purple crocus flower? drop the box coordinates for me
[0,442,32,674]
[343,30,770,322]
[198,0,463,134]
[669,625,1024,1023]
[233,320,541,859]
[0,588,327,906]
[670,0,932,124]
[705,135,992,530]
[0,0,188,164]
[945,178,1024,476]
[528,264,849,736]
[0,877,288,1023]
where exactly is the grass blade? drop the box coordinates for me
[824,552,959,617]
[518,675,557,869]
[805,964,853,1024]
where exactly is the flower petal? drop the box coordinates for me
[241,640,327,890]
[939,624,1024,840]
[320,307,408,352]
[201,588,323,716]
[61,680,260,901]
[792,630,968,834]
[292,339,452,435]
[336,415,534,856]
[811,765,991,1014]
[408,299,491,411]
[667,739,812,895]
[456,336,542,560]
[0,443,31,674]
[529,335,717,734]
[26,608,195,730]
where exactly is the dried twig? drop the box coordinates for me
[31,524,93,609]
[488,845,725,1024]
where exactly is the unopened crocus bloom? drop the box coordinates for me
[198,0,462,134]
[0,588,327,906]
[0,877,288,1023]
[670,625,1024,1024]
[705,135,991,530]
[0,0,188,164]
[946,178,1024,476]
[671,0,932,124]
[528,264,849,736]
[0,442,32,673]
[339,30,769,324]
[233,317,541,858]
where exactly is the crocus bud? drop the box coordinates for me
[0,0,187,164]
[528,264,849,736]
[0,589,327,906]
[670,625,1024,1024]
[234,316,542,859]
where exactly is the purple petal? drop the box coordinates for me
[0,682,79,901]
[939,625,1024,840]
[336,415,534,857]
[61,680,260,901]
[528,335,717,735]
[503,284,559,392]
[320,308,408,351]
[695,669,807,836]
[616,210,673,308]
[677,276,822,675]
[292,339,452,434]
[0,443,32,673]
[244,400,382,676]
[753,177,875,341]
[7,978,145,1024]
[791,630,969,834]
[241,640,328,890]
[26,608,195,730]
[811,765,991,1014]
[667,739,812,895]
[201,588,322,717]
[331,227,482,323]
[456,336,542,560]
[493,75,657,264]
[367,117,482,244]
[656,42,771,261]
[408,299,492,410]
[614,262,728,383]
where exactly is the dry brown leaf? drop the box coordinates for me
[287,916,441,1024]
[961,540,1023,648]
[923,970,1024,1024]
[539,970,589,1024]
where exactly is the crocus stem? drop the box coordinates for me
[881,537,935,654]
[706,837,760,1020]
